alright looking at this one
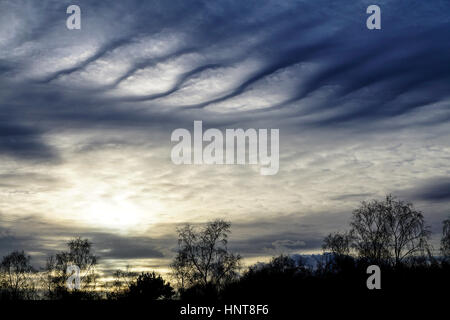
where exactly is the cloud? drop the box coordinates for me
[2,1,450,134]
[0,0,449,268]
[272,239,307,250]
[0,213,170,267]
[0,121,57,161]
[400,177,450,202]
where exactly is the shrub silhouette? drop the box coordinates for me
[119,272,174,300]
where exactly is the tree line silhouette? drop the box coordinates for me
[1,195,449,301]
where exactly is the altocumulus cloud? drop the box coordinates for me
[0,0,449,265]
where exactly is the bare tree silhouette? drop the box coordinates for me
[171,220,241,292]
[44,237,98,299]
[322,232,353,257]
[0,250,36,300]
[441,217,450,260]
[350,195,430,265]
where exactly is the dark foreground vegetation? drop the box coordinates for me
[1,195,449,307]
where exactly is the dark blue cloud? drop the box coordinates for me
[403,177,450,202]
[1,0,449,143]
[0,122,57,160]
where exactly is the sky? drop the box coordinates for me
[0,0,450,277]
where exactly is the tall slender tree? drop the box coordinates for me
[171,220,241,289]
[441,217,450,260]
[0,250,36,299]
[44,237,98,299]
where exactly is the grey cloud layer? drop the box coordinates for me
[1,0,450,262]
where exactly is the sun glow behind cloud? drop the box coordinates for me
[84,199,150,232]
